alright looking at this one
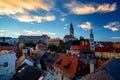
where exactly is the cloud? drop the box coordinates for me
[112,36,120,39]
[0,0,55,23]
[77,22,91,30]
[23,30,41,35]
[23,30,57,35]
[104,22,120,31]
[12,13,56,23]
[42,32,57,35]
[64,1,116,15]
[0,29,5,32]
[0,34,4,36]
[60,18,65,22]
[63,27,67,30]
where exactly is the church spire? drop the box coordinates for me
[70,23,74,37]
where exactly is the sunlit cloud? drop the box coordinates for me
[43,15,56,21]
[0,0,55,23]
[112,36,120,39]
[23,30,57,36]
[60,18,65,22]
[104,22,120,31]
[64,1,116,15]
[77,22,91,30]
[12,13,56,23]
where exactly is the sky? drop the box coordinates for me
[0,0,120,42]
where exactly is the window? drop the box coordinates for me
[0,74,4,77]
[61,75,64,80]
[3,62,8,67]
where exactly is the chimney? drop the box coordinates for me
[89,61,95,73]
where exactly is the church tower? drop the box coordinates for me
[70,23,74,37]
[90,29,95,51]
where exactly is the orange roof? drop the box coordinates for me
[0,46,19,54]
[48,38,63,42]
[113,43,120,48]
[53,54,89,78]
[30,50,39,58]
[16,55,33,68]
[37,44,47,48]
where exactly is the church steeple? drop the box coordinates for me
[70,23,74,37]
[89,29,95,51]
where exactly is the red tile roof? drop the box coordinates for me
[96,59,107,67]
[48,38,63,42]
[19,34,48,38]
[70,45,80,50]
[79,39,90,50]
[95,47,120,53]
[30,50,39,58]
[64,35,74,38]
[0,46,19,54]
[36,43,47,48]
[16,55,34,68]
[70,39,90,50]
[53,54,89,78]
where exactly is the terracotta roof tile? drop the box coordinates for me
[53,54,89,78]
[0,46,19,54]
[16,55,34,68]
[95,47,120,53]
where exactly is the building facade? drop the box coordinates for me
[0,53,17,80]
[18,34,50,44]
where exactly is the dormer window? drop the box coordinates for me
[64,62,71,69]
[56,59,62,65]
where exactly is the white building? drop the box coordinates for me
[0,53,17,80]
[0,37,18,45]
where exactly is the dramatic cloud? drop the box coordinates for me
[112,36,120,39]
[13,14,56,23]
[64,1,116,15]
[77,22,91,30]
[23,30,57,35]
[104,22,120,31]
[60,18,65,22]
[0,0,55,23]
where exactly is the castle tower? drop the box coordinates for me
[70,23,74,37]
[90,29,95,51]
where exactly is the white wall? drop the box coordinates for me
[0,53,17,80]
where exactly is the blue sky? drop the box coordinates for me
[0,0,120,42]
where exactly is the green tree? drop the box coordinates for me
[48,45,57,52]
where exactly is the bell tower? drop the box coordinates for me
[90,29,95,51]
[70,23,74,37]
